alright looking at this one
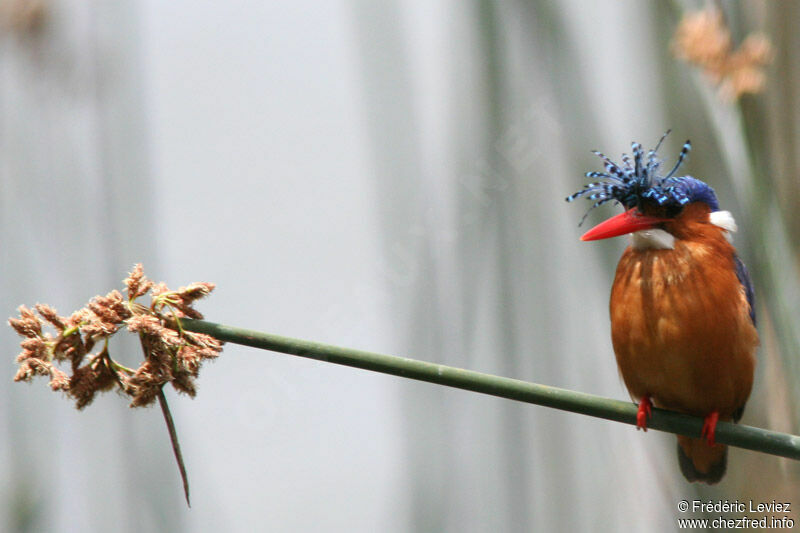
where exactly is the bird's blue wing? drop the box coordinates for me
[732,255,756,424]
[734,255,756,326]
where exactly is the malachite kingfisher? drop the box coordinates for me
[567,132,758,484]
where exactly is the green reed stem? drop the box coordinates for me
[180,318,800,461]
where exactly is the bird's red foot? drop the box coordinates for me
[701,411,720,446]
[636,396,653,431]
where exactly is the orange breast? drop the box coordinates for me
[610,235,758,418]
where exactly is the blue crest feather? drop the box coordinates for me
[566,132,719,225]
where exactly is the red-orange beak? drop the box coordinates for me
[581,208,670,241]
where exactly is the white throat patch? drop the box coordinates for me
[631,229,675,250]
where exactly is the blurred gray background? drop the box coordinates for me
[1,1,798,531]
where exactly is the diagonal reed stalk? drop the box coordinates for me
[179,318,800,461]
[157,389,190,507]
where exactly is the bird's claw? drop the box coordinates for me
[636,396,653,431]
[702,411,720,446]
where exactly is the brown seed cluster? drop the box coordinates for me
[672,7,772,101]
[10,264,223,409]
[0,0,47,33]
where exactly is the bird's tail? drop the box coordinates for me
[676,436,727,484]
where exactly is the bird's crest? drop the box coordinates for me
[566,131,719,225]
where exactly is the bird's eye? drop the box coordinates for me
[638,197,684,219]
[664,204,684,218]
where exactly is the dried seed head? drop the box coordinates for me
[14,357,56,383]
[19,338,47,359]
[171,372,197,398]
[177,345,201,375]
[10,263,222,412]
[126,361,164,407]
[86,290,132,333]
[9,305,43,338]
[68,362,118,409]
[125,263,154,299]
[67,308,90,328]
[738,34,773,65]
[0,0,47,33]
[52,333,87,364]
[35,304,66,331]
[151,282,170,298]
[127,314,164,336]
[673,8,731,66]
[49,368,70,392]
[177,282,215,302]
[68,366,100,410]
[721,66,766,101]
[673,7,772,100]
[170,304,204,320]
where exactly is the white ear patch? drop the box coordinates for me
[709,210,737,232]
[709,210,737,242]
[631,229,675,250]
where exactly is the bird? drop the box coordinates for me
[566,132,758,484]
